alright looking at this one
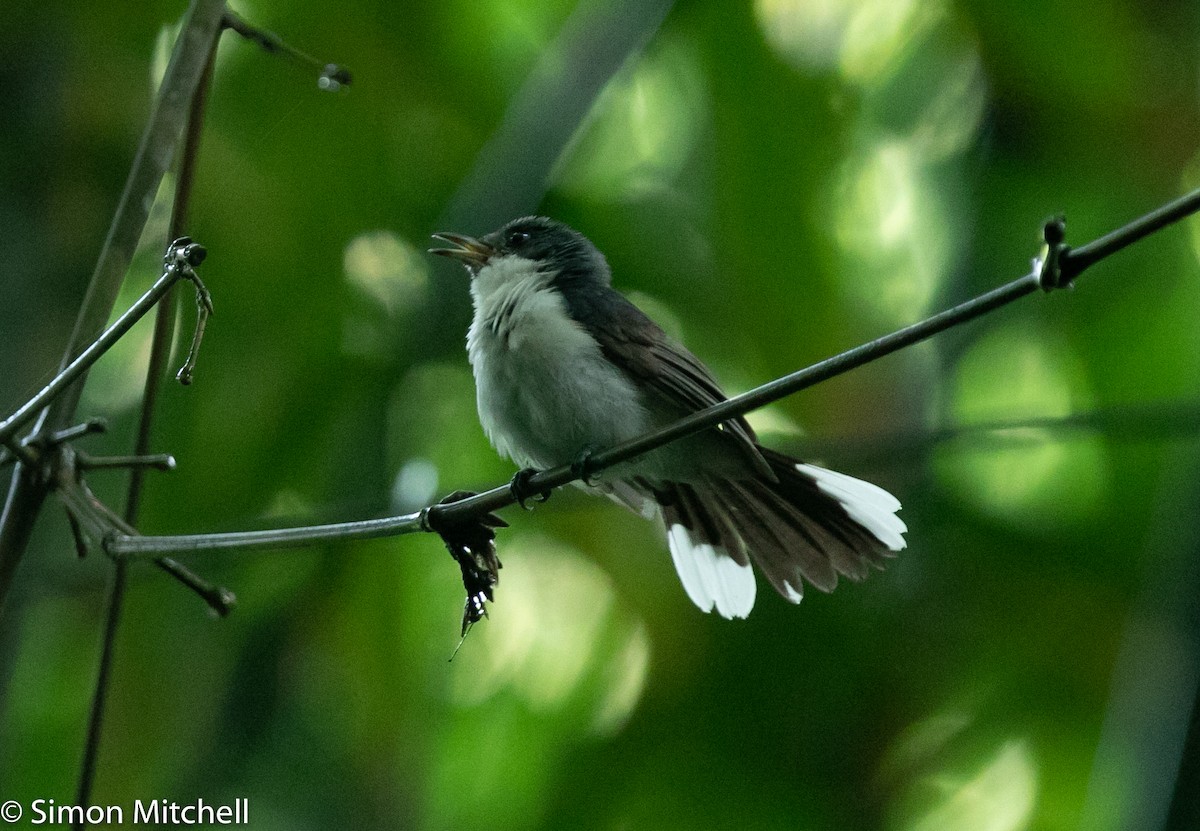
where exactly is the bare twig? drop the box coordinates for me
[1059,190,1200,282]
[34,3,228,441]
[100,194,1200,560]
[0,0,228,613]
[0,242,209,456]
[56,470,234,616]
[73,23,224,828]
[0,263,191,447]
[222,9,351,90]
[76,452,177,472]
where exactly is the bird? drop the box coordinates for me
[430,216,906,619]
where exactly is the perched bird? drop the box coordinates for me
[431,217,906,618]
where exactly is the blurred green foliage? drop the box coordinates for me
[2,0,1200,829]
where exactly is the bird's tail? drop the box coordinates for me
[658,447,906,619]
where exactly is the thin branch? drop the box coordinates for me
[0,268,185,446]
[0,241,210,449]
[101,192,1200,560]
[76,452,176,472]
[74,28,224,829]
[0,0,227,613]
[54,468,234,616]
[33,0,228,440]
[1060,188,1200,281]
[0,439,37,469]
[107,509,419,558]
[222,9,351,90]
[103,274,1038,557]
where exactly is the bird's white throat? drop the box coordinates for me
[465,255,651,470]
[467,254,550,347]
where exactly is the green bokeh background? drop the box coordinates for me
[2,1,1200,829]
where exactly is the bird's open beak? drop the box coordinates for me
[430,232,494,269]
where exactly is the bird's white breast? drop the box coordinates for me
[466,256,650,469]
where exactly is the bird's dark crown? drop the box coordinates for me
[483,216,612,288]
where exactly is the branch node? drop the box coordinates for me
[1,438,34,469]
[223,10,352,91]
[7,417,110,471]
[318,64,352,92]
[45,418,109,446]
[418,507,435,533]
[1036,215,1074,292]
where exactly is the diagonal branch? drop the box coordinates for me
[0,259,193,446]
[0,0,227,614]
[222,9,351,89]
[35,0,228,440]
[73,24,226,826]
[101,191,1200,560]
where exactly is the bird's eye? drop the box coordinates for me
[506,230,531,249]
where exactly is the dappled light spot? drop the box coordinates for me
[342,231,430,359]
[882,710,974,782]
[764,2,985,325]
[833,137,948,322]
[936,324,1110,525]
[898,740,1038,831]
[1182,159,1200,269]
[908,52,987,162]
[387,362,506,486]
[743,404,805,441]
[591,619,651,736]
[262,488,315,520]
[447,537,650,734]
[754,0,854,74]
[343,230,429,320]
[390,457,439,513]
[838,0,943,87]
[755,0,945,86]
[551,38,704,201]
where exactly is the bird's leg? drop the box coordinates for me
[509,467,552,510]
[570,446,600,486]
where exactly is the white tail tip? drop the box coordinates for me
[795,463,907,552]
[667,524,756,619]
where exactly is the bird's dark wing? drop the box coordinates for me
[560,283,770,478]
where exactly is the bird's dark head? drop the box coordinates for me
[430,216,611,288]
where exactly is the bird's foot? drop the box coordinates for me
[570,447,600,486]
[510,468,552,510]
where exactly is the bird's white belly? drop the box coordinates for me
[467,272,650,470]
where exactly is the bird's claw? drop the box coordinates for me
[510,468,551,510]
[570,447,599,485]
